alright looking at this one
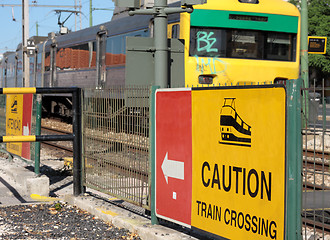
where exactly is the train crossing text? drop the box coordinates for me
[195,200,278,239]
[201,161,272,201]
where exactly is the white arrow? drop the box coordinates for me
[161,152,184,184]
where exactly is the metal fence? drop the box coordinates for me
[82,86,151,209]
[301,79,330,239]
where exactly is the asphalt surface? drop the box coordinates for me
[0,203,141,240]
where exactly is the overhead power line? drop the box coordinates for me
[0,4,81,8]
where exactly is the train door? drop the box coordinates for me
[29,49,37,87]
[96,29,107,88]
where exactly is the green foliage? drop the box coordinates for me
[307,0,330,74]
[290,0,330,74]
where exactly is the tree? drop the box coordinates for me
[290,0,330,82]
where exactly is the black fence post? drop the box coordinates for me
[72,88,84,196]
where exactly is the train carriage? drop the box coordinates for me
[0,0,300,118]
[183,0,300,86]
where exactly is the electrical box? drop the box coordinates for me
[114,0,140,8]
[181,0,207,5]
[125,37,185,107]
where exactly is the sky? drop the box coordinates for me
[0,0,115,55]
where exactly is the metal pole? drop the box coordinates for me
[89,0,93,27]
[22,0,29,87]
[301,0,309,89]
[301,0,309,125]
[34,95,42,175]
[79,0,82,29]
[74,0,77,31]
[72,88,84,196]
[126,2,193,89]
[154,0,168,88]
[286,78,303,240]
[150,85,160,225]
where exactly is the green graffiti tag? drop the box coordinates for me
[197,31,218,53]
[195,56,227,75]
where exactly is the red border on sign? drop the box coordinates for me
[21,94,33,159]
[155,89,192,226]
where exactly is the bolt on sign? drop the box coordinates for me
[6,94,33,159]
[155,86,286,239]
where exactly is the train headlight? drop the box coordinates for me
[199,75,214,85]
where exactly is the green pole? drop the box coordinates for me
[36,21,39,36]
[34,94,42,175]
[286,78,302,240]
[301,0,309,123]
[89,0,93,27]
[154,0,168,88]
[126,1,193,88]
[150,85,160,225]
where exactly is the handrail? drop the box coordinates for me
[0,87,83,196]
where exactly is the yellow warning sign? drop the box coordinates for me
[6,94,23,156]
[191,87,286,240]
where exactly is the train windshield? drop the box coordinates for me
[190,27,296,61]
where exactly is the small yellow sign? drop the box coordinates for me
[6,94,23,156]
[191,87,286,240]
[308,36,327,54]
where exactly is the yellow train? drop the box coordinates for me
[176,0,301,86]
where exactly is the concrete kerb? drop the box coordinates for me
[0,157,49,197]
[64,194,197,240]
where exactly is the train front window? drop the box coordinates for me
[189,27,226,58]
[190,27,296,61]
[266,33,294,61]
[228,30,262,59]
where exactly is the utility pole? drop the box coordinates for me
[22,0,29,87]
[75,0,77,31]
[90,0,92,27]
[126,0,199,88]
[79,0,82,29]
[36,21,39,36]
[152,0,169,88]
[89,0,114,28]
[301,0,309,89]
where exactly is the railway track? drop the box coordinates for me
[41,123,329,184]
[303,149,330,191]
[302,217,330,236]
[40,125,73,155]
[40,124,149,180]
